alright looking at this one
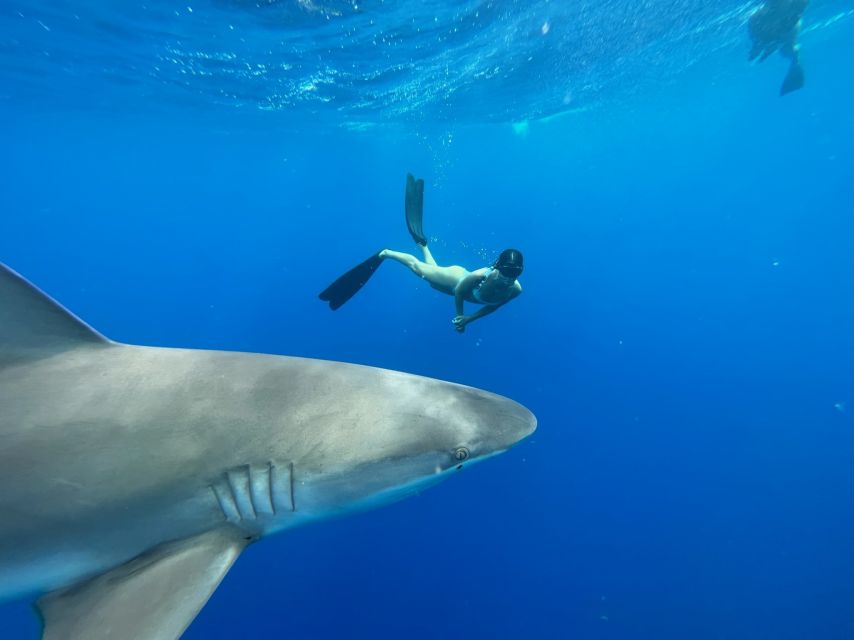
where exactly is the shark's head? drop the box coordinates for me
[290,368,536,521]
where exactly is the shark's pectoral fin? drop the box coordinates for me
[0,262,112,362]
[36,529,248,640]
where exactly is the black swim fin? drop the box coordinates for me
[405,173,427,246]
[319,252,384,311]
[780,57,804,95]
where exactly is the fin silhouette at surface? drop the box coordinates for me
[780,56,805,95]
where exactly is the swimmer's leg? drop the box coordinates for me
[420,244,437,266]
[379,249,425,276]
[379,249,466,294]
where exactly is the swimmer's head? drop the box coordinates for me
[494,248,524,280]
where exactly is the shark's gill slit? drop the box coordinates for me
[211,481,240,523]
[266,462,276,516]
[227,468,256,520]
[246,467,259,516]
[248,464,274,517]
[289,462,296,512]
[270,462,295,514]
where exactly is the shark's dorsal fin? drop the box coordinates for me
[37,529,248,640]
[0,262,110,359]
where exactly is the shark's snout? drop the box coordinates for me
[514,411,538,442]
[496,398,537,449]
[453,386,537,455]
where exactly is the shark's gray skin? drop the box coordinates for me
[748,0,809,95]
[0,262,536,639]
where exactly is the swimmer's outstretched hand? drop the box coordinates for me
[452,316,468,333]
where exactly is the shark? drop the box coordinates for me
[0,262,536,639]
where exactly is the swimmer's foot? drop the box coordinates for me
[405,173,427,246]
[319,251,384,311]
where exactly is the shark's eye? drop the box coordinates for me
[453,447,470,462]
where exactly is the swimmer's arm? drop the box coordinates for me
[464,285,522,325]
[463,303,501,324]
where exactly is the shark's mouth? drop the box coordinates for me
[290,453,460,521]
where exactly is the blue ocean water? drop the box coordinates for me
[1,1,852,638]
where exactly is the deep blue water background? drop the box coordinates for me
[1,1,852,638]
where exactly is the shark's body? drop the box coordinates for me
[0,263,536,638]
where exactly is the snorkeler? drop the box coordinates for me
[748,0,809,95]
[319,174,523,333]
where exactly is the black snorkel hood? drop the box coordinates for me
[494,248,523,279]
